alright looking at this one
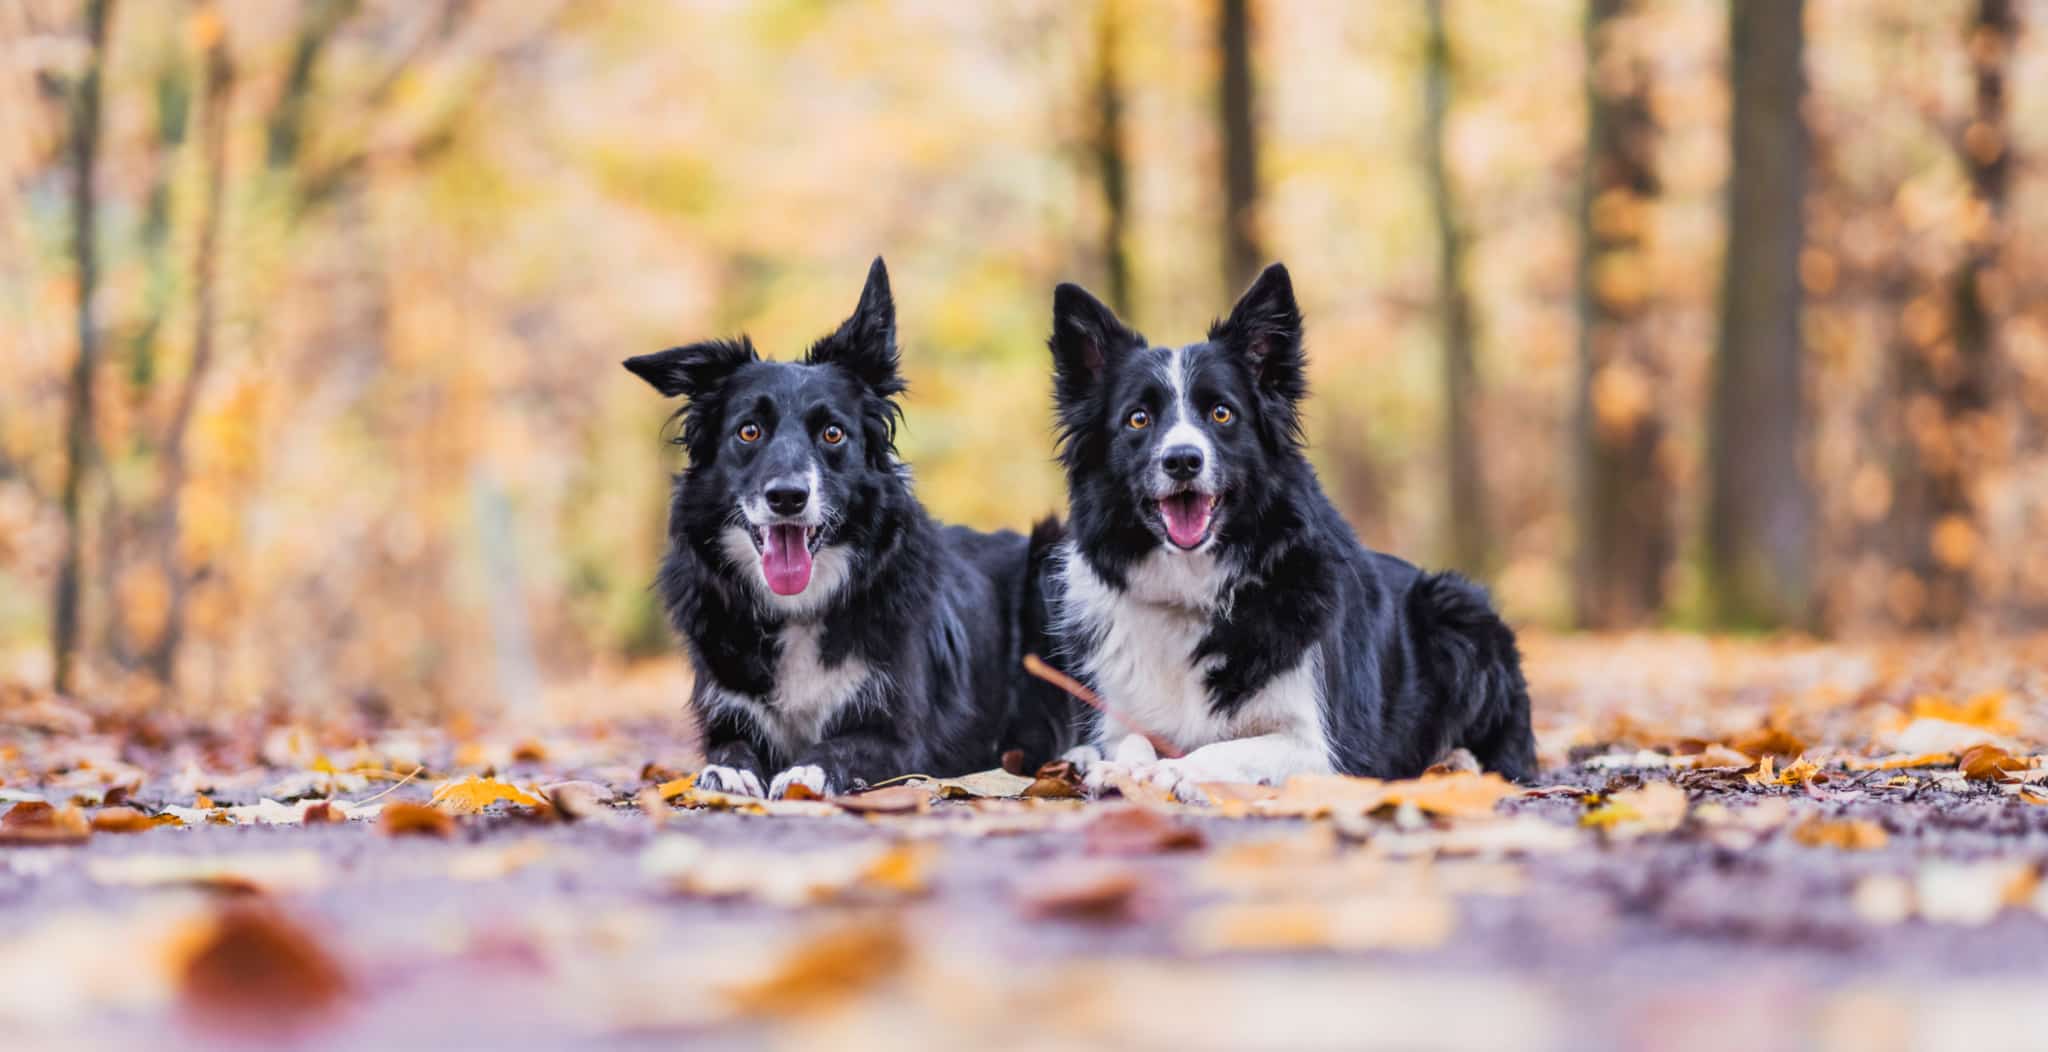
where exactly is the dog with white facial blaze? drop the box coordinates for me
[623,259,1043,799]
[1027,263,1537,802]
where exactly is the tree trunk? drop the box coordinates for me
[1092,0,1133,316]
[1708,0,1811,630]
[1422,0,1489,577]
[1575,0,1672,629]
[144,4,234,685]
[1217,0,1261,294]
[52,0,115,696]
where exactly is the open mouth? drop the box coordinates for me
[1156,490,1220,551]
[748,523,822,595]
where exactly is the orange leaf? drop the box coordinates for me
[1909,692,2016,735]
[428,776,545,814]
[1959,744,2031,782]
[1382,772,1521,818]
[175,905,349,1033]
[1792,818,1889,851]
[0,801,91,844]
[1084,806,1206,855]
[832,785,930,815]
[380,801,454,838]
[1019,864,1144,922]
[723,922,907,1017]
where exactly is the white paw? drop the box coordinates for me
[1060,744,1105,767]
[1129,759,1219,805]
[696,764,764,797]
[769,764,832,799]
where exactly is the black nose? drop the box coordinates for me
[765,484,809,517]
[1161,445,1204,482]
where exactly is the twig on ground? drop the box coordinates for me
[1023,654,1183,759]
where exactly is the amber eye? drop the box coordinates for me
[821,424,846,445]
[737,422,761,443]
[1211,403,1234,424]
[1127,409,1151,430]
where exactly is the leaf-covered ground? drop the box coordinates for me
[4,634,2048,1051]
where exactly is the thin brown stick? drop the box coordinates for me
[1023,654,1182,759]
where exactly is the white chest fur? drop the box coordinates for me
[701,621,874,760]
[1054,543,1330,765]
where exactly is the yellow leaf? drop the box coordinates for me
[656,774,698,800]
[1908,693,2016,735]
[1581,782,1687,836]
[1792,819,1889,851]
[1381,772,1521,818]
[723,922,906,1017]
[428,776,544,814]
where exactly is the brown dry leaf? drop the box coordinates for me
[0,801,91,845]
[1682,744,1755,769]
[174,905,348,1033]
[1742,755,1778,786]
[428,775,545,814]
[1959,744,2032,782]
[1792,818,1890,851]
[1727,722,1806,759]
[1774,757,1825,787]
[723,921,907,1018]
[1581,782,1687,837]
[780,781,824,801]
[833,785,930,815]
[90,807,178,833]
[1023,760,1084,799]
[1183,894,1455,953]
[1019,864,1144,922]
[300,801,346,825]
[1382,772,1521,818]
[380,801,455,837]
[543,781,613,821]
[1085,806,1207,855]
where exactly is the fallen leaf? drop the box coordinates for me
[174,905,348,1032]
[1908,692,2016,735]
[1958,744,2031,782]
[429,776,545,814]
[0,801,90,845]
[1019,864,1144,922]
[1085,806,1206,855]
[833,785,930,815]
[1791,818,1889,851]
[723,922,906,1017]
[380,801,455,837]
[1253,774,1388,817]
[780,781,824,801]
[543,781,613,821]
[932,768,1036,799]
[1581,782,1687,837]
[90,807,177,833]
[300,801,345,825]
[1774,757,1825,786]
[1382,772,1521,818]
[655,774,696,800]
[1845,752,1957,771]
[1727,722,1806,759]
[1023,760,1084,799]
[641,836,932,905]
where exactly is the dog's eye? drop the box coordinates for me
[737,423,761,443]
[1211,403,1234,425]
[820,424,846,446]
[1127,409,1151,430]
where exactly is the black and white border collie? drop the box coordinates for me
[1036,263,1536,801]
[624,259,1035,798]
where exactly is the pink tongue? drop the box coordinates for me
[1160,494,1214,549]
[761,525,814,595]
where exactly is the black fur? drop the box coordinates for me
[1029,263,1537,782]
[624,259,1040,795]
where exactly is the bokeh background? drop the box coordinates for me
[5,0,2048,717]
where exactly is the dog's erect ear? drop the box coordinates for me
[1049,282,1143,394]
[622,338,757,399]
[806,256,905,399]
[1211,263,1305,390]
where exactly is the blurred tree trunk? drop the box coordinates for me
[1708,0,1811,630]
[1882,0,2015,629]
[52,0,115,696]
[1422,0,1489,577]
[144,5,234,686]
[1092,0,1133,315]
[1574,0,1671,629]
[1217,0,1261,293]
[269,0,359,174]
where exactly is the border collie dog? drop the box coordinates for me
[624,259,1033,798]
[1039,263,1536,801]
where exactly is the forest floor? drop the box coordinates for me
[4,634,2048,1052]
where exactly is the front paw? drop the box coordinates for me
[768,764,833,799]
[1126,759,1217,805]
[696,764,765,797]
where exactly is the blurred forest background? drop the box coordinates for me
[5,0,2048,717]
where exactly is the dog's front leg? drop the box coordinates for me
[693,699,771,797]
[1129,733,1329,804]
[774,699,914,799]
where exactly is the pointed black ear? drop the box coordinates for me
[805,256,904,398]
[1210,263,1304,387]
[622,338,757,399]
[1049,282,1144,396]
